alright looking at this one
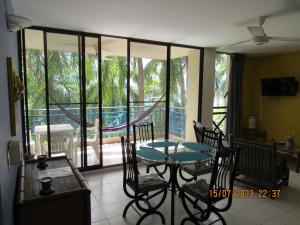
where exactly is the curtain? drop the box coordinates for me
[226,54,245,137]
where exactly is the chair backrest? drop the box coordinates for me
[201,127,223,150]
[41,132,70,155]
[121,136,139,192]
[94,119,99,133]
[133,122,154,144]
[193,120,204,143]
[233,138,277,179]
[209,147,240,210]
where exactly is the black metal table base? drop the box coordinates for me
[169,164,180,225]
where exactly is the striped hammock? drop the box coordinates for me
[51,95,165,132]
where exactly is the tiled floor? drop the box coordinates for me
[76,142,123,167]
[84,167,300,225]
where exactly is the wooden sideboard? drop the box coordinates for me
[15,156,91,225]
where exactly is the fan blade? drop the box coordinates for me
[236,0,300,26]
[247,26,265,37]
[270,37,300,42]
[217,40,250,52]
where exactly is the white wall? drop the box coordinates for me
[0,0,22,224]
[201,48,216,128]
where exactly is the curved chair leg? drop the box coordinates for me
[154,165,168,178]
[181,192,211,222]
[123,199,135,217]
[136,211,166,225]
[181,217,198,225]
[212,209,226,225]
[179,169,196,182]
[143,199,152,209]
[136,189,168,213]
[199,209,211,221]
[146,166,150,173]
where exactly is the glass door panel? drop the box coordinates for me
[213,53,230,134]
[101,37,127,166]
[47,33,82,165]
[85,37,101,167]
[24,29,48,158]
[130,42,167,145]
[170,47,200,141]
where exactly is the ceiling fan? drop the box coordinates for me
[219,16,300,52]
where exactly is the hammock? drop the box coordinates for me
[102,95,165,132]
[33,68,164,131]
[52,95,165,132]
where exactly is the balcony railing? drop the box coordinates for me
[27,105,187,139]
[27,105,226,141]
[212,106,227,136]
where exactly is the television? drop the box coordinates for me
[261,77,298,96]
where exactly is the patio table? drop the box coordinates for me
[34,124,74,157]
[136,140,215,225]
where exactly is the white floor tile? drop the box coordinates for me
[84,167,300,225]
[92,219,110,225]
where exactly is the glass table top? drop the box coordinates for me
[136,140,215,165]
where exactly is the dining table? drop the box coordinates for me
[136,140,216,225]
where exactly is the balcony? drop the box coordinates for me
[27,105,186,167]
[27,104,226,168]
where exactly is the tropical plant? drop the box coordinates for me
[214,53,228,106]
[26,47,188,134]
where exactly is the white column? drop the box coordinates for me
[185,50,200,141]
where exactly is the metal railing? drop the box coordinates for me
[212,106,227,135]
[27,105,187,139]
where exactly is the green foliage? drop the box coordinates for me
[102,56,127,108]
[26,49,188,122]
[214,54,229,106]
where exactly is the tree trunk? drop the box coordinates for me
[179,72,185,107]
[179,57,188,107]
[137,58,144,105]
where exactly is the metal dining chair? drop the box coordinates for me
[121,137,168,225]
[180,147,241,225]
[193,120,204,143]
[179,126,223,182]
[133,122,167,177]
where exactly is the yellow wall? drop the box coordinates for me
[243,52,300,141]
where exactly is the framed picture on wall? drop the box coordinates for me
[6,57,25,136]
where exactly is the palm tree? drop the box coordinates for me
[214,54,228,106]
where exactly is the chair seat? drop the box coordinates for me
[180,163,213,177]
[182,179,225,203]
[127,173,168,193]
[182,179,210,202]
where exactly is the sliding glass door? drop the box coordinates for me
[46,33,82,165]
[24,29,49,159]
[85,36,101,167]
[23,30,98,168]
[170,47,201,141]
[101,37,127,166]
[129,41,168,142]
[21,27,204,170]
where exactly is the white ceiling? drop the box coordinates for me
[11,0,300,56]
